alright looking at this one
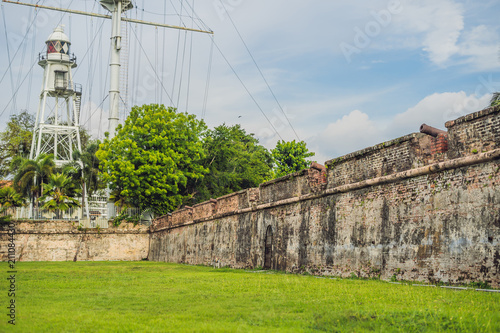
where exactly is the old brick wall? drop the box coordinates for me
[0,221,149,262]
[446,105,500,158]
[325,133,439,188]
[150,107,500,287]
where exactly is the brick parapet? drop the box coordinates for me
[192,199,217,220]
[446,105,500,159]
[171,206,193,226]
[324,133,440,188]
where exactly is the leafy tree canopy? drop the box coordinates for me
[0,111,34,178]
[96,104,207,215]
[271,140,315,178]
[491,92,500,107]
[191,124,273,204]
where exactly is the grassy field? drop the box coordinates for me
[2,261,499,332]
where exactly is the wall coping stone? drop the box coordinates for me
[216,188,249,201]
[325,133,423,168]
[259,169,308,187]
[192,199,217,209]
[445,105,500,129]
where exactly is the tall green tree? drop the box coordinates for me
[491,92,500,107]
[271,140,315,178]
[0,111,34,178]
[40,173,80,219]
[96,104,207,215]
[12,154,55,209]
[190,124,272,204]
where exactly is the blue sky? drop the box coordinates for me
[1,0,500,163]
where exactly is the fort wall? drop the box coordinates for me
[150,106,500,287]
[0,220,149,262]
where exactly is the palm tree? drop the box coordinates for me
[62,142,102,216]
[0,186,25,223]
[491,92,500,107]
[40,173,80,219]
[12,154,55,211]
[0,186,25,208]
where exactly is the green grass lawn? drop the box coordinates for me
[2,261,499,332]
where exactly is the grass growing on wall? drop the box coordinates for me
[3,261,499,332]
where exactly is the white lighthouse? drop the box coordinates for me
[30,25,88,218]
[30,25,83,167]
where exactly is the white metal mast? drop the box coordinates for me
[99,0,133,138]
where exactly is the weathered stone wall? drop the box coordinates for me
[150,107,500,287]
[0,221,149,262]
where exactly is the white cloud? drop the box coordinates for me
[388,91,491,137]
[456,25,500,71]
[365,0,499,70]
[391,0,464,65]
[318,110,385,158]
[314,91,492,160]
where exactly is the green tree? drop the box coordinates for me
[96,104,207,215]
[40,173,80,219]
[491,92,500,107]
[0,111,34,178]
[12,154,55,209]
[190,124,272,204]
[271,140,315,178]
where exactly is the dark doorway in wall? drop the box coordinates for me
[264,226,273,269]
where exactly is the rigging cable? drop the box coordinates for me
[97,36,110,140]
[211,39,283,141]
[15,6,34,114]
[218,0,300,141]
[0,2,42,87]
[1,3,18,113]
[0,60,37,119]
[83,0,95,128]
[131,2,145,107]
[185,0,195,113]
[26,7,38,111]
[182,0,212,33]
[201,36,214,120]
[170,0,185,106]
[160,0,167,105]
[176,29,188,108]
[155,26,158,104]
[129,24,175,106]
